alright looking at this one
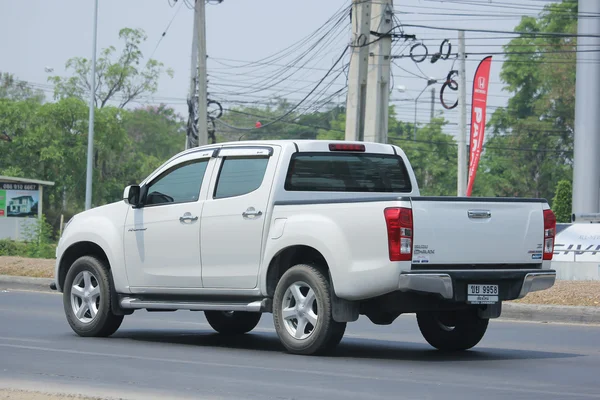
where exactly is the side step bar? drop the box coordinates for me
[119,297,270,312]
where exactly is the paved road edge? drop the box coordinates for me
[500,302,600,324]
[0,275,54,293]
[1,275,599,324]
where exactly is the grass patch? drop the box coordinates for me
[510,280,600,307]
[0,256,55,278]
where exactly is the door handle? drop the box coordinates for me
[242,207,263,218]
[179,212,199,223]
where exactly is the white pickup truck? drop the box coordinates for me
[52,140,557,355]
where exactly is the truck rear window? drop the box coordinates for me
[284,153,412,192]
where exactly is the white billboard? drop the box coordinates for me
[553,223,600,262]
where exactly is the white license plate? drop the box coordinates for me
[467,284,499,304]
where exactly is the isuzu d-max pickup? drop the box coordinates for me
[52,140,556,355]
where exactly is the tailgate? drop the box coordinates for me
[409,197,546,266]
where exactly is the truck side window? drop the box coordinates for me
[145,159,209,206]
[214,157,269,199]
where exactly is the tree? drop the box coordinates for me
[49,28,174,109]
[478,0,576,201]
[393,118,458,196]
[552,179,572,222]
[0,96,189,232]
[0,72,45,103]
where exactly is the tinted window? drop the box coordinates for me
[285,153,412,192]
[145,160,208,205]
[214,157,269,199]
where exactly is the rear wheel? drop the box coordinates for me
[273,264,346,355]
[204,311,261,335]
[416,309,489,351]
[63,256,124,337]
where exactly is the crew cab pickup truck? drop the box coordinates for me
[53,140,557,355]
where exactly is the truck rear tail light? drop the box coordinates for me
[543,209,556,260]
[328,143,365,152]
[384,207,413,261]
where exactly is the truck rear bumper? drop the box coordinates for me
[397,269,556,302]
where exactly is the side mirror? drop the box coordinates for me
[123,185,141,206]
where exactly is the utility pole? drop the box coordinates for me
[186,0,208,149]
[573,0,600,216]
[457,30,467,197]
[85,0,98,210]
[185,1,199,150]
[364,0,393,144]
[345,0,371,142]
[430,87,435,122]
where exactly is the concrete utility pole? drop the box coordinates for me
[186,0,208,149]
[363,0,393,144]
[185,2,199,150]
[572,0,600,217]
[457,30,467,197]
[85,0,99,210]
[430,87,435,122]
[345,0,371,142]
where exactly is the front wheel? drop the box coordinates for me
[63,256,124,337]
[416,309,489,351]
[272,264,346,355]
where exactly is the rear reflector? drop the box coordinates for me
[328,143,365,152]
[543,209,556,260]
[384,207,413,262]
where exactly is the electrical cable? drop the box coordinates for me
[208,10,349,97]
[150,0,184,60]
[214,46,349,131]
[400,23,600,39]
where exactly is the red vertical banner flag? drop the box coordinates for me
[466,56,492,197]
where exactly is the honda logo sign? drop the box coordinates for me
[478,76,486,90]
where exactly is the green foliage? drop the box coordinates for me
[479,0,576,201]
[14,215,57,259]
[0,96,186,233]
[392,117,458,196]
[552,179,572,222]
[48,27,174,108]
[0,239,28,257]
[0,71,45,103]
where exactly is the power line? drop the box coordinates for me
[149,0,185,60]
[214,46,350,131]
[400,23,600,39]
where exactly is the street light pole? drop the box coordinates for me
[413,79,437,140]
[85,0,99,210]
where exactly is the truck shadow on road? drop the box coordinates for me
[111,329,581,363]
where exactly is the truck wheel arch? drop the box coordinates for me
[265,245,359,323]
[266,245,330,298]
[58,241,111,292]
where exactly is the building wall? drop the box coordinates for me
[553,261,600,281]
[0,216,38,241]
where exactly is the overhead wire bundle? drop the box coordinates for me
[206,2,353,133]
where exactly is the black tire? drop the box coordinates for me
[273,264,346,355]
[63,255,124,337]
[416,309,489,351]
[204,311,262,335]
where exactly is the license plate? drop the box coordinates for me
[467,284,499,304]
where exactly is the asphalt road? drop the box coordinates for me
[0,290,599,400]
